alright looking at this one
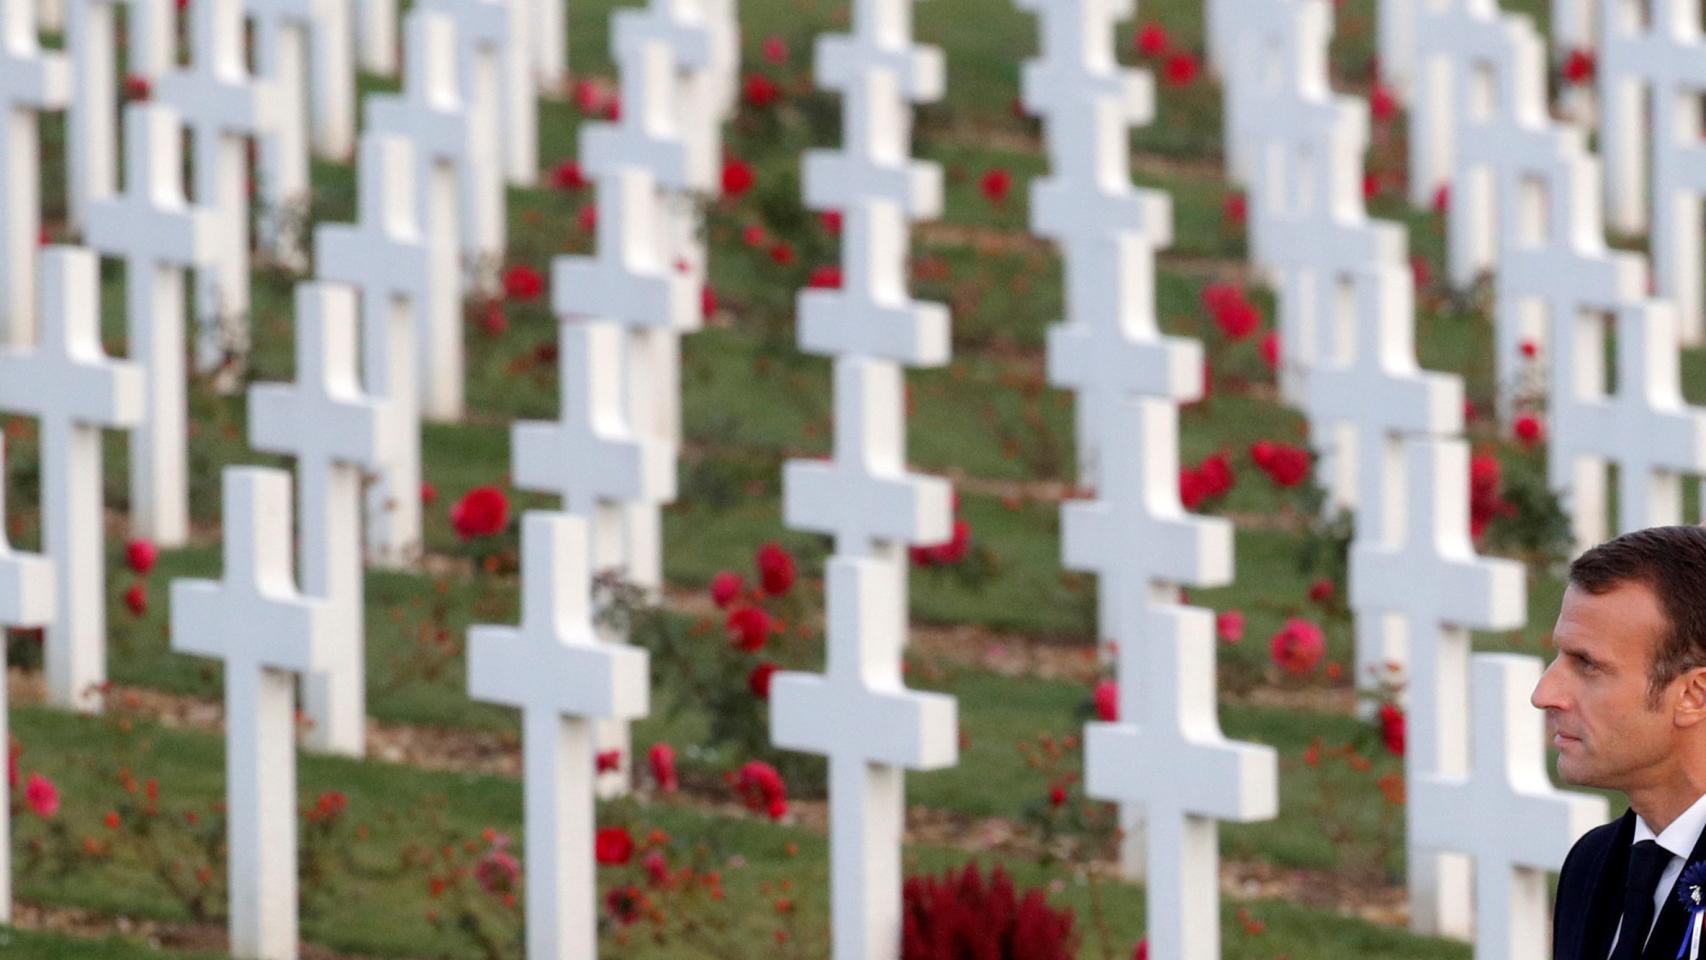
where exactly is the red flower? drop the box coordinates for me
[606,886,645,925]
[123,73,151,100]
[1179,466,1209,510]
[502,264,543,301]
[741,223,767,247]
[980,168,1013,205]
[768,241,795,266]
[449,486,509,539]
[572,78,611,114]
[1213,297,1261,340]
[1514,414,1546,447]
[1519,339,1538,358]
[755,542,796,595]
[307,790,348,823]
[648,743,678,793]
[124,582,147,617]
[1432,184,1451,215]
[748,661,778,699]
[1134,22,1169,56]
[1363,172,1383,201]
[1563,48,1595,85]
[575,204,597,233]
[25,771,58,818]
[807,265,842,289]
[761,35,788,64]
[721,159,756,197]
[550,160,588,190]
[819,209,843,234]
[743,73,781,108]
[1092,680,1118,722]
[1197,452,1235,498]
[125,539,158,575]
[475,844,521,894]
[1200,282,1242,314]
[1470,453,1513,539]
[1259,331,1280,371]
[1251,441,1311,487]
[701,285,719,319]
[596,749,622,773]
[1269,618,1326,676]
[1307,578,1335,605]
[595,826,635,865]
[1162,51,1199,87]
[1370,84,1397,123]
[1378,703,1407,756]
[735,760,788,820]
[479,300,508,336]
[1048,784,1067,807]
[1216,609,1245,643]
[1134,940,1149,960]
[710,571,744,608]
[1223,191,1247,226]
[420,483,438,505]
[1411,255,1432,290]
[726,606,772,652]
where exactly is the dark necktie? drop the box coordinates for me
[1612,839,1674,960]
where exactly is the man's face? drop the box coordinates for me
[1532,581,1676,789]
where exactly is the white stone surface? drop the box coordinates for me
[314,134,428,567]
[0,247,142,712]
[250,283,393,756]
[246,0,342,264]
[85,103,221,549]
[419,0,512,288]
[1413,653,1607,960]
[366,9,486,422]
[1597,0,1706,344]
[0,435,56,923]
[1350,437,1527,938]
[158,0,276,379]
[64,0,170,230]
[356,0,400,75]
[468,511,649,960]
[1547,300,1706,554]
[171,467,331,960]
[0,0,67,345]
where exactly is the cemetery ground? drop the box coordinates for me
[1,0,1682,954]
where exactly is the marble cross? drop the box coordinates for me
[0,0,67,345]
[0,246,142,712]
[0,435,55,922]
[314,134,428,568]
[250,283,393,756]
[245,0,346,265]
[1412,654,1607,960]
[1350,437,1527,938]
[171,467,331,960]
[85,103,221,548]
[64,0,171,230]
[356,0,400,74]
[468,511,649,959]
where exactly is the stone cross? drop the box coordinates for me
[0,0,67,345]
[771,555,956,960]
[0,436,55,922]
[1221,0,1331,201]
[366,9,486,422]
[419,0,512,288]
[1413,653,1607,960]
[1547,300,1706,554]
[532,0,564,92]
[468,511,649,960]
[356,0,400,75]
[1597,0,1706,344]
[1349,436,1527,938]
[171,467,331,960]
[1085,601,1277,960]
[250,283,393,756]
[85,103,222,549]
[496,0,535,185]
[314,134,428,567]
[158,0,277,380]
[64,0,171,230]
[0,246,142,712]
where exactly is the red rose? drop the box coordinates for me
[979,168,1013,205]
[648,743,678,792]
[1048,784,1067,807]
[1216,610,1245,643]
[576,204,597,233]
[123,73,151,101]
[572,78,611,113]
[1213,298,1261,341]
[748,662,778,699]
[1092,679,1118,722]
[479,300,507,336]
[726,606,772,652]
[1370,84,1397,122]
[596,749,622,773]
[1197,453,1235,498]
[1179,466,1208,510]
[124,582,147,617]
[701,285,719,319]
[1432,184,1451,215]
[1134,22,1169,56]
[25,771,58,818]
[761,36,788,64]
[710,571,744,608]
[550,160,588,190]
[741,223,767,247]
[735,760,787,820]
[125,539,158,575]
[1378,703,1406,756]
[503,264,542,301]
[1514,414,1545,447]
[768,241,795,266]
[1307,578,1335,605]
[1251,441,1311,487]
[449,486,509,539]
[1223,191,1247,226]
[721,159,755,197]
[1563,48,1594,85]
[807,265,842,289]
[1259,331,1280,371]
[743,73,781,108]
[755,542,796,595]
[420,483,438,505]
[819,210,843,234]
[595,826,635,865]
[1162,51,1199,87]
[1410,255,1432,290]
[1519,340,1538,358]
[1269,618,1326,676]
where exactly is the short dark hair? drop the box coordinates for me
[1569,526,1706,708]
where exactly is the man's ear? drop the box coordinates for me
[1674,668,1706,728]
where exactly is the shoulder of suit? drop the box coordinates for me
[1561,816,1625,878]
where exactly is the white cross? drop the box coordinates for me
[468,511,649,960]
[1548,300,1706,554]
[1085,601,1276,960]
[0,0,67,345]
[419,0,512,287]
[366,9,483,422]
[355,0,400,75]
[771,555,956,960]
[1306,261,1463,547]
[1597,0,1706,343]
[1413,653,1607,960]
[64,0,171,230]
[245,0,346,265]
[0,247,142,711]
[250,283,392,756]
[530,0,563,92]
[0,434,55,923]
[1221,0,1331,197]
[158,0,277,380]
[85,103,221,548]
[171,467,331,960]
[315,133,428,567]
[1349,436,1527,937]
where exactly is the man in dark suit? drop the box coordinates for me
[1536,527,1706,959]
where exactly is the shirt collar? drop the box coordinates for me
[1634,790,1706,860]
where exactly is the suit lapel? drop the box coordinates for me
[1582,811,1636,960]
[1644,816,1706,960]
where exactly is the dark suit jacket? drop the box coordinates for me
[1554,808,1706,959]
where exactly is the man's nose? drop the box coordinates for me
[1532,657,1564,711]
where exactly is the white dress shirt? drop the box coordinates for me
[1607,790,1706,958]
